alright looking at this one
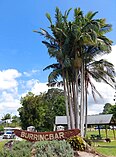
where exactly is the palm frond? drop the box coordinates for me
[46,13,52,24]
[42,41,52,48]
[97,38,112,54]
[48,69,62,82]
[55,7,63,25]
[40,28,56,42]
[43,63,61,71]
[47,81,63,87]
[100,24,112,33]
[89,80,103,101]
[74,8,83,18]
[85,11,98,21]
[42,41,58,49]
[64,8,72,20]
[87,67,115,88]
[34,28,56,44]
[56,28,67,37]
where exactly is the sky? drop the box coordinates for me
[0,0,116,119]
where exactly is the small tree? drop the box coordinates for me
[12,115,20,127]
[18,89,66,131]
[102,103,112,114]
[2,113,11,121]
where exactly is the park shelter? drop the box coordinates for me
[55,114,116,138]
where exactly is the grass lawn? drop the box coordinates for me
[87,129,116,156]
[94,140,116,156]
[0,141,7,151]
[86,129,116,139]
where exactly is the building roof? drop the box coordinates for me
[55,114,114,125]
[87,114,114,125]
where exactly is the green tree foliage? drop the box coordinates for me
[18,88,66,131]
[12,115,20,126]
[43,88,66,130]
[102,103,116,120]
[102,103,112,114]
[18,92,48,131]
[1,113,11,121]
[108,105,116,120]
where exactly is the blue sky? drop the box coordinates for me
[0,0,116,119]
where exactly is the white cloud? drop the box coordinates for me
[30,80,63,95]
[0,69,21,90]
[0,69,21,119]
[31,81,50,95]
[88,104,104,115]
[23,69,40,77]
[0,69,50,119]
[20,80,50,97]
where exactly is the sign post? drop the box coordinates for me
[14,129,80,142]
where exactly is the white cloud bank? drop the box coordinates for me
[0,69,21,90]
[0,45,116,119]
[0,69,21,118]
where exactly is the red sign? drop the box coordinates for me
[14,129,80,142]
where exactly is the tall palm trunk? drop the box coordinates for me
[75,69,80,129]
[72,81,76,125]
[74,53,82,129]
[80,61,85,137]
[84,86,88,137]
[66,71,75,129]
[62,70,71,129]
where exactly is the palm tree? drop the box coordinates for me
[70,9,114,136]
[34,7,115,137]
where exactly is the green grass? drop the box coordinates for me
[95,140,116,156]
[87,129,116,156]
[86,129,116,139]
[0,141,7,151]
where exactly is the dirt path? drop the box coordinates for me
[77,151,100,157]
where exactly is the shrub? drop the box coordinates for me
[0,140,32,157]
[84,137,92,146]
[67,135,86,151]
[0,125,4,132]
[32,140,74,157]
[0,140,74,157]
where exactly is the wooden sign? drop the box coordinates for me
[14,129,80,142]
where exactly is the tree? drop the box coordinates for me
[108,105,116,120]
[42,88,66,130]
[18,92,47,130]
[18,89,66,131]
[1,113,12,127]
[101,103,116,120]
[1,113,11,121]
[12,115,20,127]
[34,7,115,137]
[102,103,112,114]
